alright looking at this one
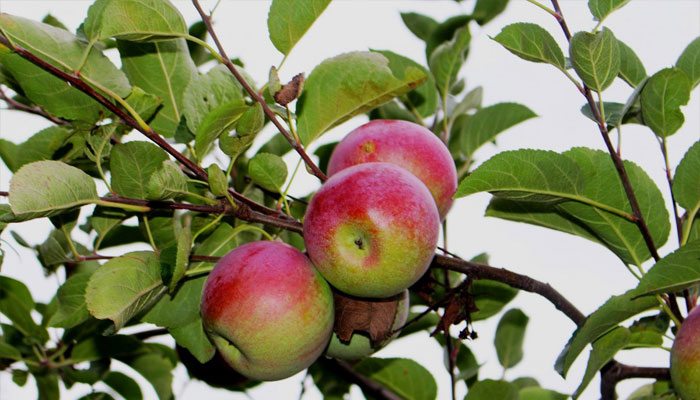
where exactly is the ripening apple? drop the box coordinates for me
[327,119,457,220]
[200,241,335,381]
[671,305,700,400]
[325,290,409,361]
[304,162,440,298]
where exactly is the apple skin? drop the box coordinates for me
[325,290,409,361]
[671,305,700,400]
[327,119,457,220]
[200,241,335,381]
[304,162,440,298]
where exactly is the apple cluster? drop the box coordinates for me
[199,120,457,382]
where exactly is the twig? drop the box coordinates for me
[320,358,403,400]
[0,86,69,126]
[132,328,169,341]
[599,362,669,400]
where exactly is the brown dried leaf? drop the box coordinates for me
[273,73,305,106]
[432,280,476,337]
[333,291,399,346]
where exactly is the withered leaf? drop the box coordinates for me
[432,280,476,338]
[273,73,305,106]
[333,290,400,347]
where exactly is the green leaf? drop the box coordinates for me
[267,0,332,55]
[104,371,143,400]
[9,161,98,219]
[296,51,426,146]
[472,0,509,25]
[169,319,215,364]
[220,102,265,158]
[41,14,68,31]
[494,308,529,369]
[616,39,646,87]
[71,335,144,363]
[0,276,48,343]
[429,26,471,99]
[573,326,630,399]
[88,207,133,249]
[84,0,187,42]
[125,86,163,122]
[0,340,21,360]
[569,28,620,93]
[555,288,658,378]
[309,361,352,400]
[34,371,59,400]
[168,224,191,293]
[0,126,75,173]
[120,348,175,400]
[492,23,565,69]
[464,379,518,400]
[143,275,206,329]
[425,15,470,61]
[400,12,438,42]
[194,100,248,157]
[580,102,628,128]
[641,68,692,138]
[471,279,518,321]
[47,272,92,328]
[519,387,568,400]
[677,36,700,87]
[673,141,700,217]
[452,103,536,159]
[85,251,166,331]
[207,164,228,197]
[147,160,187,201]
[110,141,169,200]
[588,0,630,21]
[182,65,247,134]
[118,38,197,137]
[248,153,288,193]
[635,240,700,296]
[355,358,437,400]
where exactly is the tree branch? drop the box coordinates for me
[0,86,69,126]
[320,358,403,400]
[600,362,670,400]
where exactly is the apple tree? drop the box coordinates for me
[0,0,698,399]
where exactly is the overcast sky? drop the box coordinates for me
[0,1,699,400]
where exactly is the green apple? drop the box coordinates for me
[671,305,700,399]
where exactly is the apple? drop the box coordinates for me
[671,305,700,400]
[327,119,457,220]
[325,289,409,361]
[304,162,440,298]
[200,241,335,381]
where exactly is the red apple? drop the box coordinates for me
[304,162,440,298]
[327,119,457,220]
[671,305,700,399]
[200,241,334,381]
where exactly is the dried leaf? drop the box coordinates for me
[333,291,400,346]
[274,73,305,106]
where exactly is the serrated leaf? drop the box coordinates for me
[88,207,132,249]
[220,102,264,158]
[9,161,98,219]
[248,153,288,193]
[143,274,206,328]
[464,379,518,400]
[354,358,437,400]
[103,372,143,400]
[492,23,565,69]
[372,49,437,118]
[635,240,700,296]
[519,387,568,400]
[182,65,247,134]
[429,26,470,99]
[85,251,166,331]
[118,38,197,137]
[267,0,331,56]
[296,51,426,145]
[169,319,215,364]
[452,103,536,159]
[555,288,658,378]
[207,164,228,197]
[125,86,163,122]
[47,272,92,328]
[573,326,630,399]
[110,141,169,199]
[0,126,76,173]
[588,0,630,21]
[84,0,187,42]
[617,39,646,87]
[677,36,700,87]
[194,100,248,157]
[146,160,187,201]
[472,0,509,25]
[673,141,700,220]
[641,68,691,138]
[569,28,620,93]
[400,12,438,42]
[494,308,529,369]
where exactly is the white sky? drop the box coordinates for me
[0,1,699,400]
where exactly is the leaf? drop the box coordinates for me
[0,340,21,360]
[296,51,426,146]
[677,36,700,87]
[555,288,658,378]
[635,240,700,296]
[425,15,470,61]
[0,126,75,173]
[494,308,529,369]
[194,100,248,157]
[519,387,568,400]
[85,251,166,331]
[103,372,143,400]
[207,164,228,197]
[169,319,215,364]
[189,223,239,270]
[84,0,187,42]
[88,207,132,249]
[9,161,98,219]
[588,0,630,21]
[220,102,265,158]
[429,26,471,99]
[452,103,536,159]
[267,0,332,56]
[0,276,48,343]
[142,275,205,329]
[34,371,59,400]
[182,65,246,134]
[120,348,175,400]
[471,279,518,321]
[354,358,437,400]
[168,224,191,293]
[273,73,305,106]
[110,141,169,199]
[464,379,518,400]
[332,291,400,345]
[492,23,566,69]
[146,160,187,201]
[47,272,92,328]
[248,153,288,193]
[71,335,144,363]
[125,86,163,122]
[400,12,438,42]
[673,141,700,215]
[640,68,692,138]
[569,28,620,93]
[118,38,197,137]
[616,39,646,87]
[472,0,509,25]
[573,326,630,399]
[580,102,627,127]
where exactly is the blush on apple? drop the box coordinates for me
[200,241,334,381]
[304,162,440,298]
[671,305,700,400]
[327,119,457,220]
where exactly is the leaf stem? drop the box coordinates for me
[141,214,158,252]
[93,199,151,213]
[524,0,558,17]
[659,137,683,245]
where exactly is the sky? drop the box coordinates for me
[0,1,699,400]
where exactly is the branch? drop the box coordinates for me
[0,86,69,126]
[190,0,328,183]
[600,362,670,400]
[320,358,403,400]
